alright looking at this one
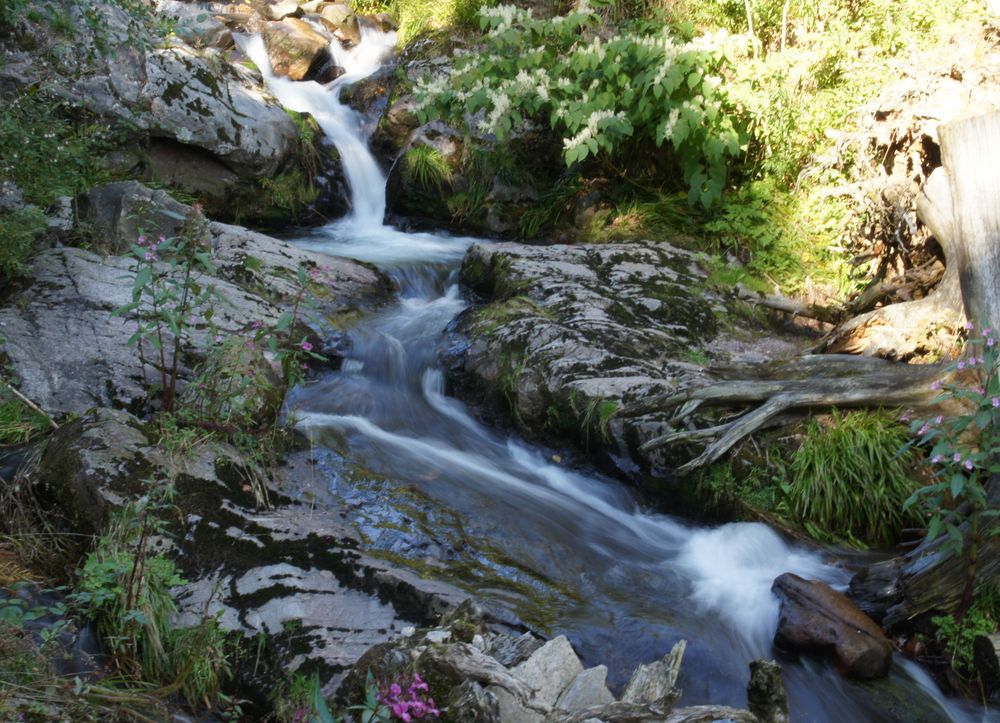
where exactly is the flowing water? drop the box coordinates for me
[242,29,993,722]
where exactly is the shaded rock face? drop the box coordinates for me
[31,409,471,700]
[76,181,189,254]
[452,241,739,483]
[772,572,893,680]
[0,186,388,416]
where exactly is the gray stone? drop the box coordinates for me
[0,181,25,213]
[76,181,189,254]
[0,219,386,415]
[556,666,615,711]
[155,0,234,48]
[512,635,583,708]
[621,640,686,704]
[485,631,544,667]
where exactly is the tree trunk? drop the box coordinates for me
[940,112,1000,331]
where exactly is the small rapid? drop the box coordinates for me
[243,26,987,722]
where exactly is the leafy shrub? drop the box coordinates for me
[415,1,745,208]
[0,93,118,208]
[788,409,921,545]
[932,606,995,680]
[0,206,46,280]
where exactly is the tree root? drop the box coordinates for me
[631,356,942,474]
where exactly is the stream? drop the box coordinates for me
[242,28,993,722]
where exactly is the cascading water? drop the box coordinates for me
[243,27,989,722]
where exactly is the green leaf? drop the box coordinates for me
[133,265,152,293]
[950,473,966,498]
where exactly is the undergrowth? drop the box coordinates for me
[788,409,923,546]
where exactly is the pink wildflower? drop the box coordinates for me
[301,341,313,352]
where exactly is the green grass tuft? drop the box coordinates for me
[402,144,452,190]
[787,409,923,546]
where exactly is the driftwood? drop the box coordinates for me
[733,283,843,325]
[635,355,940,473]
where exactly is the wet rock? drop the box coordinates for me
[621,640,685,704]
[556,665,615,710]
[30,407,473,700]
[369,12,397,32]
[263,18,341,83]
[772,572,893,679]
[747,659,789,723]
[453,241,743,484]
[317,3,361,46]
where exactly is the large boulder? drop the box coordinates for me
[0,0,342,223]
[0,195,388,415]
[772,572,893,679]
[262,18,343,83]
[75,181,189,254]
[29,408,471,701]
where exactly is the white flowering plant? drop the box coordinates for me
[413,0,745,208]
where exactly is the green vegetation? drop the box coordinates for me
[0,93,123,279]
[402,144,452,190]
[906,327,1000,615]
[390,0,488,45]
[788,409,921,546]
[699,410,922,546]
[416,1,744,209]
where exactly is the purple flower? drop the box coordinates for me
[932,379,943,390]
[918,424,930,435]
[390,684,402,698]
[954,452,962,463]
[965,459,975,471]
[301,341,313,352]
[965,321,974,330]
[214,334,223,343]
[958,361,966,370]
[144,251,158,261]
[994,398,1000,408]
[932,454,943,464]
[246,339,255,350]
[137,235,147,246]
[989,338,996,347]
[251,320,263,330]
[934,415,943,425]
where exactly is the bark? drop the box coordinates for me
[940,112,1000,331]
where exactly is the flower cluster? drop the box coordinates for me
[377,672,440,721]
[905,324,1000,549]
[135,233,166,262]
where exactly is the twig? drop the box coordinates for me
[1,379,58,431]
